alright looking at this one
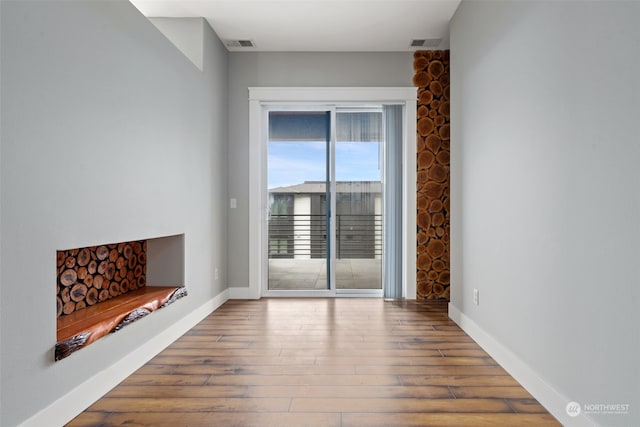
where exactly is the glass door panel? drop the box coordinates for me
[335,111,383,290]
[267,111,330,291]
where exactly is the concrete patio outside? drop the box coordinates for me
[268,258,382,290]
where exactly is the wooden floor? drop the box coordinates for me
[68,299,560,427]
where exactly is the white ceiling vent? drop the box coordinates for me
[410,38,442,48]
[225,39,255,48]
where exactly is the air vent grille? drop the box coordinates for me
[225,39,255,48]
[410,38,442,48]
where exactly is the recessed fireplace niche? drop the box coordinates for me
[55,234,186,361]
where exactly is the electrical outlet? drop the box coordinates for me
[215,268,219,280]
[473,288,479,305]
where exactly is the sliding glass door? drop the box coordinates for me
[334,111,383,291]
[266,108,383,294]
[267,111,330,291]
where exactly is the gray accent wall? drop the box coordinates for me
[227,52,413,288]
[0,1,228,425]
[450,1,639,426]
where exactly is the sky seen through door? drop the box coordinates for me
[268,140,382,189]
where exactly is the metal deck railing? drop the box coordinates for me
[268,214,382,259]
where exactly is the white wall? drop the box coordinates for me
[0,2,228,425]
[450,1,639,426]
[227,52,412,288]
[149,17,204,71]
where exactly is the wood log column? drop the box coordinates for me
[413,50,450,300]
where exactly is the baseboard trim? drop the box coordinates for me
[229,286,259,299]
[448,303,597,427]
[19,288,230,427]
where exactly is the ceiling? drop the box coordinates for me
[129,0,461,52]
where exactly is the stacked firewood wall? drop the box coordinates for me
[56,240,147,316]
[413,50,450,300]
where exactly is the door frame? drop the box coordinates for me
[248,87,417,299]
